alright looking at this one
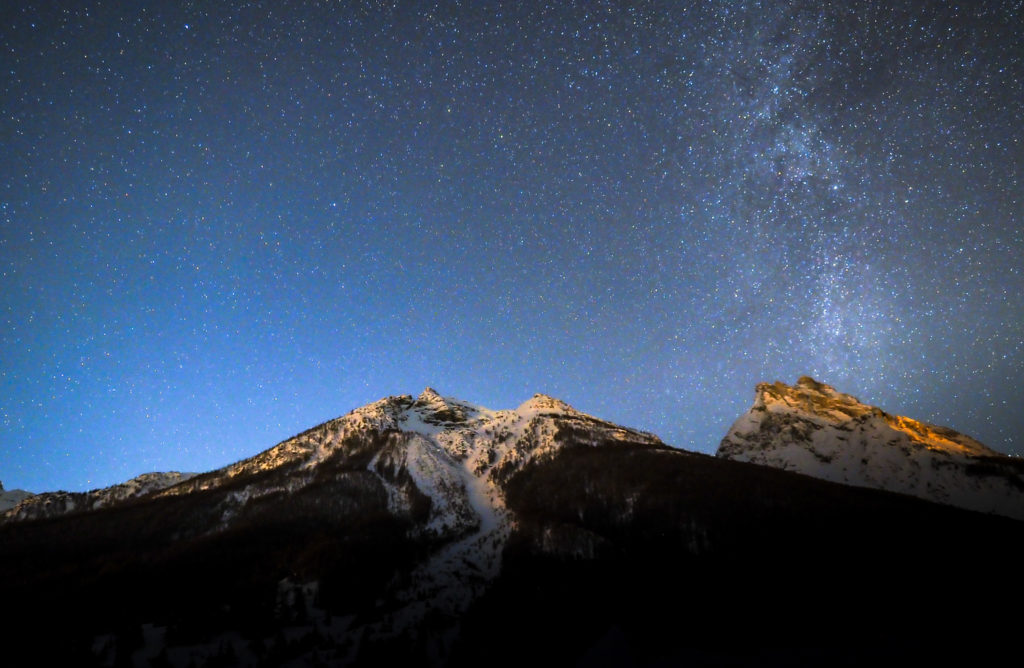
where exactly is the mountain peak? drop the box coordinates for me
[411,387,472,425]
[795,375,837,393]
[755,376,874,421]
[516,393,576,416]
[417,386,443,402]
[721,377,1023,519]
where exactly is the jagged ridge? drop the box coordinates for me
[2,472,196,522]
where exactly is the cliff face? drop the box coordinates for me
[717,376,1024,520]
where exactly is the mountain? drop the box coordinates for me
[0,481,33,513]
[1,388,667,664]
[1,471,197,522]
[140,387,664,635]
[148,387,663,541]
[718,376,1024,519]
[2,387,1022,667]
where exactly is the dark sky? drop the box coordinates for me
[2,1,1022,492]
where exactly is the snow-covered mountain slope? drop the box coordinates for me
[2,471,196,523]
[151,387,662,635]
[156,387,659,515]
[717,376,1024,520]
[3,387,661,648]
[0,481,33,513]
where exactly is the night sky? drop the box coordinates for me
[3,1,1022,493]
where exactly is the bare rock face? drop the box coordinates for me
[717,376,1024,520]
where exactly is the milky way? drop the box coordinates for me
[2,1,1021,491]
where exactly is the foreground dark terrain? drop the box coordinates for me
[3,441,1022,666]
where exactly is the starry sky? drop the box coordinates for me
[2,1,1022,492]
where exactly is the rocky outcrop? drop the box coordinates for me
[718,376,1024,520]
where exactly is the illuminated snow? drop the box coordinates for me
[719,377,1024,520]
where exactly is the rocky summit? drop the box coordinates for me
[718,376,1024,519]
